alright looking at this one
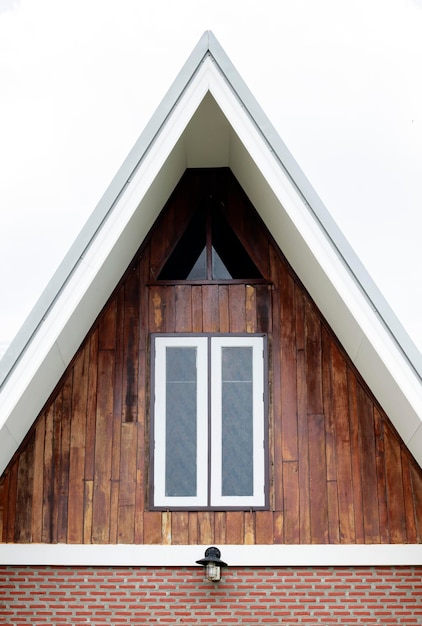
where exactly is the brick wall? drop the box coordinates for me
[1,566,421,624]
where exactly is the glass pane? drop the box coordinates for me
[165,347,197,496]
[212,246,232,279]
[187,247,207,280]
[221,347,253,496]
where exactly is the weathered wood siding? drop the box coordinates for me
[1,169,421,544]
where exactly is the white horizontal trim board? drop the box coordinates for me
[1,544,421,567]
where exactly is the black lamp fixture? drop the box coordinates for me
[196,546,228,582]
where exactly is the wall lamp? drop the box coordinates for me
[196,546,228,582]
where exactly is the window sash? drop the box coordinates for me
[153,335,266,509]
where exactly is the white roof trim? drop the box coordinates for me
[1,543,421,567]
[0,31,421,478]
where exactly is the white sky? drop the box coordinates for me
[0,0,421,360]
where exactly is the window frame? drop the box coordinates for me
[150,333,268,511]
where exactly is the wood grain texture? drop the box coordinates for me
[1,168,421,545]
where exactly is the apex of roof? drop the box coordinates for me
[1,31,421,475]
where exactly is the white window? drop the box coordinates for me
[152,335,267,509]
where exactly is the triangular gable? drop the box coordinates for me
[0,30,421,478]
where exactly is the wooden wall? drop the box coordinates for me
[1,169,422,545]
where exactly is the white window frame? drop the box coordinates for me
[152,334,267,509]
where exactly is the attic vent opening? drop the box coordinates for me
[158,200,263,281]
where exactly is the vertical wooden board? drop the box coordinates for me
[245,284,256,333]
[67,344,89,543]
[273,511,284,544]
[31,415,46,542]
[85,330,99,482]
[218,285,230,333]
[327,480,340,543]
[331,345,355,543]
[347,372,365,543]
[305,302,323,415]
[228,284,246,332]
[171,512,189,544]
[164,286,176,333]
[149,286,166,332]
[374,407,389,542]
[14,433,35,542]
[202,285,219,332]
[283,461,300,543]
[162,511,171,544]
[83,480,94,543]
[91,349,114,543]
[123,287,139,424]
[270,249,283,511]
[98,300,117,350]
[384,424,407,542]
[409,462,422,542]
[296,348,310,544]
[42,404,54,542]
[280,274,298,462]
[143,511,162,544]
[57,373,72,543]
[214,512,226,544]
[5,463,18,542]
[255,510,273,544]
[308,414,329,543]
[321,327,336,483]
[118,422,138,544]
[355,381,380,543]
[110,291,124,543]
[175,284,192,332]
[198,512,214,544]
[256,284,271,334]
[226,511,244,544]
[192,286,203,332]
[401,452,418,543]
[244,511,255,544]
[188,512,198,544]
[0,478,5,542]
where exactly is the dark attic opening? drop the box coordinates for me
[157,170,263,282]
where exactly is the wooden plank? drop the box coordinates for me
[31,415,46,542]
[83,480,93,543]
[225,511,243,544]
[245,284,256,333]
[374,407,389,542]
[214,512,226,544]
[297,346,310,544]
[384,423,407,542]
[202,285,219,332]
[355,381,380,543]
[305,302,323,415]
[91,349,114,543]
[256,283,271,334]
[98,300,117,350]
[192,286,203,332]
[118,422,137,544]
[402,452,418,543]
[308,414,329,543]
[409,461,422,543]
[255,510,273,544]
[270,248,283,511]
[67,345,89,543]
[283,461,300,543]
[228,284,245,332]
[110,289,124,543]
[218,285,229,333]
[57,372,72,543]
[123,279,139,423]
[198,511,213,544]
[14,433,35,542]
[175,284,192,332]
[244,511,255,544]
[347,372,365,543]
[42,404,54,543]
[188,512,198,544]
[171,512,189,544]
[143,511,162,544]
[273,511,284,544]
[85,330,99,482]
[330,345,355,543]
[280,274,298,462]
